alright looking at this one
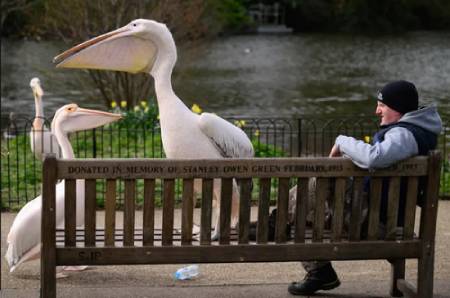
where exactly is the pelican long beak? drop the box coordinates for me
[32,84,44,98]
[53,26,157,74]
[67,107,122,132]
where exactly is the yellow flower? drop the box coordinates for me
[234,120,246,128]
[254,129,260,137]
[144,107,149,113]
[120,100,127,108]
[134,106,140,112]
[157,114,160,120]
[191,103,202,114]
[140,101,147,108]
[364,136,371,143]
[111,101,117,108]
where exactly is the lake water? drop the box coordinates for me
[1,31,449,128]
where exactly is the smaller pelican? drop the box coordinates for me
[29,78,60,160]
[5,104,122,273]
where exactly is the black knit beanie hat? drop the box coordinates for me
[377,80,419,114]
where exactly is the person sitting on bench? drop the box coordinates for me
[288,80,442,296]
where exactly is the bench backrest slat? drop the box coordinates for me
[238,178,252,244]
[313,178,328,242]
[331,178,346,242]
[105,179,116,246]
[294,178,309,243]
[403,177,419,240]
[386,177,401,240]
[200,178,213,245]
[143,179,155,246]
[349,177,365,241]
[219,178,233,244]
[275,178,290,243]
[181,178,194,245]
[85,179,97,246]
[162,179,175,246]
[123,180,136,246]
[64,179,77,247]
[256,178,271,244]
[367,177,382,240]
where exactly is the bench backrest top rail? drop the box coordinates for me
[55,156,429,179]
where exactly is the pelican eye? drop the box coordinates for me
[66,106,76,112]
[132,23,137,27]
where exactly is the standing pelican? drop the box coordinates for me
[5,104,121,272]
[53,19,254,239]
[29,78,60,160]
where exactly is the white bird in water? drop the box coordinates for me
[53,19,254,239]
[29,78,61,160]
[5,104,122,272]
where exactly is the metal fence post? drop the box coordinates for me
[297,118,302,157]
[92,128,97,158]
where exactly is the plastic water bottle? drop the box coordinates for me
[173,264,199,280]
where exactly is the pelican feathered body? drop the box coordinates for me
[54,19,254,237]
[5,104,121,272]
[29,78,60,160]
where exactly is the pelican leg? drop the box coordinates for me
[230,180,240,228]
[211,186,221,241]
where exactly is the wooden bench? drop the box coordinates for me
[40,151,441,297]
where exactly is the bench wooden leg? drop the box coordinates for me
[389,259,405,297]
[40,263,56,298]
[417,251,435,298]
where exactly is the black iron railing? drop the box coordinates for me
[1,116,448,210]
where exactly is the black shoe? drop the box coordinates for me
[288,264,341,295]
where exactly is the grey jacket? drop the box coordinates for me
[335,105,442,170]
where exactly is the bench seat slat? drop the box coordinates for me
[55,227,413,244]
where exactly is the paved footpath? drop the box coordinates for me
[2,202,450,298]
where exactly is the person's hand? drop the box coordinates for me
[329,144,341,157]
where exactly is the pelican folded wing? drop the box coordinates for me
[198,113,254,158]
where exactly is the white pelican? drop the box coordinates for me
[5,104,122,272]
[29,78,61,160]
[53,19,254,239]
